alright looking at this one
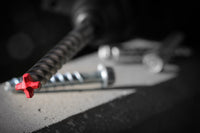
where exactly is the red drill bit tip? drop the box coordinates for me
[15,73,41,98]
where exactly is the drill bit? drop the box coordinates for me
[15,14,94,98]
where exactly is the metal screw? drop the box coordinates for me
[142,32,185,73]
[4,64,115,93]
[99,32,188,73]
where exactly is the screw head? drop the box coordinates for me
[98,45,112,60]
[143,53,164,73]
[97,64,115,88]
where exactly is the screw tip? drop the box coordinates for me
[15,73,41,98]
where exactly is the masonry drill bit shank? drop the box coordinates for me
[15,16,94,98]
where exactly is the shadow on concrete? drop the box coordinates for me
[12,84,143,95]
[35,85,142,93]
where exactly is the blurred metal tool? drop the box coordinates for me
[142,32,185,73]
[98,32,192,73]
[98,45,149,63]
[98,39,160,63]
[4,64,115,93]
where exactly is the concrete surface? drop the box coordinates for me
[34,55,200,133]
[0,53,183,133]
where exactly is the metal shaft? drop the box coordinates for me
[28,21,94,85]
[4,64,115,92]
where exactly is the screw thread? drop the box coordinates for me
[44,71,99,88]
[4,64,115,92]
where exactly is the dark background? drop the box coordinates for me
[0,0,199,133]
[0,0,198,82]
